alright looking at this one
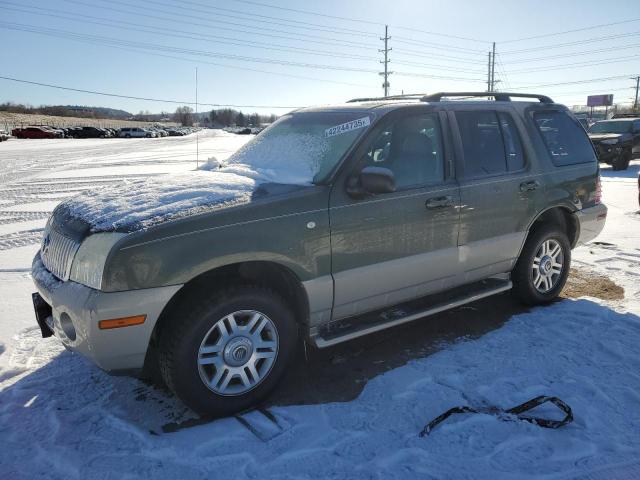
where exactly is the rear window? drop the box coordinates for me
[534,111,596,166]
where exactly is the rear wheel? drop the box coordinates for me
[158,286,298,416]
[512,224,571,305]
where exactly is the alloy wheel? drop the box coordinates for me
[197,310,279,396]
[531,239,564,293]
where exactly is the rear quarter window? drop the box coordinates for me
[533,111,596,166]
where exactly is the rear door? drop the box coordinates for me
[448,107,541,282]
[329,109,461,320]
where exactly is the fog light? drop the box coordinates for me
[59,312,76,341]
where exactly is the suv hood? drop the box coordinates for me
[57,168,302,234]
[588,133,626,142]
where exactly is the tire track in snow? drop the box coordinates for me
[0,211,52,225]
[0,229,43,250]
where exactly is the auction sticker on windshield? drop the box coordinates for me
[325,116,371,138]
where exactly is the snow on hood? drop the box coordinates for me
[60,133,327,233]
[60,170,259,233]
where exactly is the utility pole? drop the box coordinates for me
[632,75,640,111]
[493,42,497,92]
[195,67,199,168]
[379,25,392,97]
[487,51,492,92]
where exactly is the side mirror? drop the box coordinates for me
[347,166,396,198]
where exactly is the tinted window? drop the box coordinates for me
[498,112,525,171]
[362,113,444,190]
[534,111,596,166]
[456,111,507,177]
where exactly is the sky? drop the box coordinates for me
[0,0,639,116]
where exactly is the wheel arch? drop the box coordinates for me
[519,205,580,257]
[144,260,310,376]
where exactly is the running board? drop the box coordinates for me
[311,278,512,348]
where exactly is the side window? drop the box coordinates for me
[497,112,525,171]
[362,113,444,190]
[456,111,507,177]
[533,111,596,166]
[633,120,640,133]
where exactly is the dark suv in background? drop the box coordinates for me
[588,118,640,170]
[32,92,607,416]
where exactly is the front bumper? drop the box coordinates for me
[593,143,625,162]
[575,204,607,245]
[32,253,182,373]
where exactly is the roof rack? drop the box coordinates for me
[421,92,554,104]
[346,93,428,103]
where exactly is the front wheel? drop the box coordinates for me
[158,286,298,416]
[611,150,631,171]
[512,224,571,305]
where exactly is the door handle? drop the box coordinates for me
[519,180,540,192]
[426,195,454,209]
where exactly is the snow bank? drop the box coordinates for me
[59,171,257,232]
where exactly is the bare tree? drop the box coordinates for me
[173,106,194,126]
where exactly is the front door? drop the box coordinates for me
[329,110,461,320]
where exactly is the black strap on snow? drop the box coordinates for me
[420,395,573,437]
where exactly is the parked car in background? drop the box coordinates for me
[39,126,66,138]
[0,129,10,141]
[119,127,154,138]
[612,113,640,119]
[31,92,607,416]
[11,126,60,139]
[72,126,109,139]
[588,118,640,170]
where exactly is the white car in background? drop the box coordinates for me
[118,127,155,138]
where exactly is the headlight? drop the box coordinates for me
[600,138,619,145]
[69,233,126,290]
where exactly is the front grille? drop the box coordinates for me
[40,222,80,281]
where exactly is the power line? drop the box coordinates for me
[500,42,640,64]
[391,48,487,65]
[60,0,375,50]
[392,36,486,54]
[1,2,380,62]
[500,17,640,43]
[508,74,637,90]
[1,21,484,83]
[5,4,488,74]
[500,30,640,54]
[0,76,301,109]
[139,0,380,39]
[229,0,489,42]
[504,53,640,75]
[0,21,382,73]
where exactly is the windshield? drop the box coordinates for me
[588,121,632,134]
[226,111,373,184]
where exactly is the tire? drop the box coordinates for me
[158,285,298,416]
[611,150,631,170]
[512,224,571,305]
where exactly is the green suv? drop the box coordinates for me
[32,92,607,416]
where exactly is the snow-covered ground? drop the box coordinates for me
[0,133,639,479]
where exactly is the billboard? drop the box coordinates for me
[587,94,613,107]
